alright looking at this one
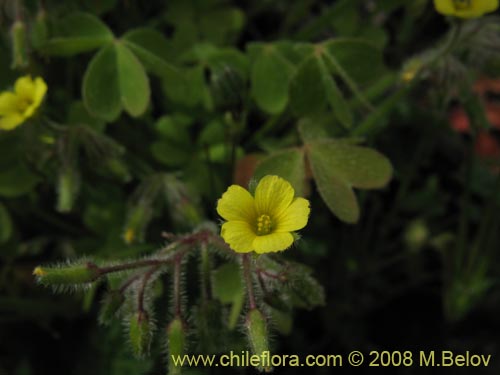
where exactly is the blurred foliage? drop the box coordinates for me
[1,0,500,374]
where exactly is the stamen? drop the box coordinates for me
[453,0,471,10]
[256,214,272,235]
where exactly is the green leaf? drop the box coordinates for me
[310,160,360,223]
[162,65,209,108]
[0,162,40,198]
[308,140,392,223]
[312,140,392,188]
[317,55,353,129]
[68,101,106,131]
[151,140,192,167]
[254,148,306,196]
[323,38,386,86]
[82,45,121,120]
[115,42,150,117]
[0,203,13,244]
[251,46,294,114]
[352,85,408,137]
[154,115,192,145]
[42,12,113,56]
[83,42,150,121]
[122,28,180,80]
[212,263,243,304]
[198,7,245,44]
[289,55,327,116]
[288,262,326,309]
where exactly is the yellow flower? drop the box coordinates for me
[0,75,47,131]
[434,0,499,18]
[217,175,310,254]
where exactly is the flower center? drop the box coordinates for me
[256,214,272,236]
[17,97,34,113]
[453,0,471,10]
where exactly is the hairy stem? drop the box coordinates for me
[242,254,256,310]
[99,259,169,275]
[200,242,212,301]
[138,266,158,313]
[173,257,182,317]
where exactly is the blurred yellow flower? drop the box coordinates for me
[0,76,47,131]
[401,59,423,83]
[217,175,310,253]
[434,0,499,18]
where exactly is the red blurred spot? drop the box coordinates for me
[475,132,500,159]
[486,104,500,129]
[449,107,470,132]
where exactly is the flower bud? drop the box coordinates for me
[105,158,131,182]
[57,168,80,213]
[11,20,28,69]
[209,63,246,115]
[123,204,152,244]
[129,311,152,358]
[164,175,202,230]
[33,262,100,285]
[401,58,422,83]
[404,219,429,251]
[31,9,49,50]
[99,290,125,325]
[167,317,187,375]
[245,308,271,372]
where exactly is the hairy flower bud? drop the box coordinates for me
[129,311,152,358]
[31,9,49,50]
[11,20,28,69]
[33,262,100,285]
[167,317,187,375]
[99,290,125,325]
[209,63,246,115]
[245,308,271,372]
[57,168,80,213]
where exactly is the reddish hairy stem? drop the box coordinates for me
[242,254,256,310]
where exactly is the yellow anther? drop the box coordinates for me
[256,214,272,235]
[33,266,47,276]
[124,228,135,244]
[453,0,471,9]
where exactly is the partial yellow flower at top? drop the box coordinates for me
[0,75,47,131]
[217,175,310,254]
[434,0,499,18]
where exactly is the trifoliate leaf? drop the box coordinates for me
[308,139,392,223]
[42,12,114,56]
[254,148,306,196]
[83,42,150,121]
[251,46,295,114]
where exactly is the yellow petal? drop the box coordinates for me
[255,175,294,217]
[455,8,486,17]
[33,77,48,107]
[274,197,310,232]
[434,0,499,17]
[0,113,24,130]
[221,221,256,253]
[217,184,256,222]
[434,0,456,15]
[253,232,294,254]
[14,76,36,99]
[22,77,47,119]
[0,92,20,116]
[481,0,499,12]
